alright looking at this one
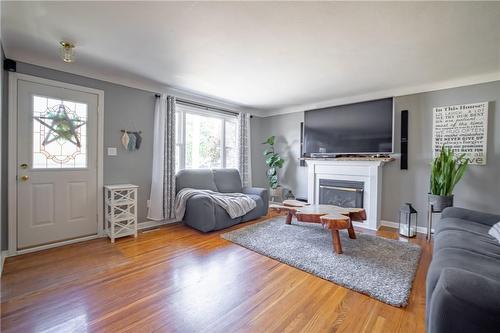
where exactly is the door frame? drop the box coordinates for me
[8,73,105,256]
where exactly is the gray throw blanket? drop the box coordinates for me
[175,188,257,220]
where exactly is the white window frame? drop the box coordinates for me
[175,104,238,170]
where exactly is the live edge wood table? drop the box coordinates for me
[269,200,367,254]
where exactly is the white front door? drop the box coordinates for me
[16,79,99,249]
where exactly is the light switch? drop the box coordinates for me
[107,147,117,156]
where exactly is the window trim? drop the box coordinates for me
[175,105,238,170]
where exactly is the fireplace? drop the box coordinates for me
[319,179,364,208]
[306,159,389,230]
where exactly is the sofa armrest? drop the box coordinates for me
[428,267,500,333]
[441,207,500,227]
[242,187,269,210]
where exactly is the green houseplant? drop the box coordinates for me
[429,145,469,211]
[262,136,285,199]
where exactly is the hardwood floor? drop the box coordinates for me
[1,213,431,332]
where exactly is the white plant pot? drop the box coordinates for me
[270,186,283,201]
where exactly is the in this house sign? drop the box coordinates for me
[432,102,489,165]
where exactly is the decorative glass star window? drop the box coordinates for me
[32,96,88,168]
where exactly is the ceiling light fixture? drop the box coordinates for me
[60,41,75,63]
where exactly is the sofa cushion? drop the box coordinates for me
[434,228,500,259]
[427,208,500,333]
[213,204,242,230]
[436,217,492,237]
[441,207,500,227]
[241,194,265,222]
[175,169,217,193]
[212,169,243,193]
[182,194,241,232]
[427,247,500,307]
[428,268,500,333]
[428,246,500,286]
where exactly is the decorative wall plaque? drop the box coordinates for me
[432,102,488,165]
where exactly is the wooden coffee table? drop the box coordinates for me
[269,200,366,254]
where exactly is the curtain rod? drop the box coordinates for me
[176,98,239,117]
[154,94,251,117]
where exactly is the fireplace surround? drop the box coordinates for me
[305,158,391,230]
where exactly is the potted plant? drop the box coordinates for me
[262,136,285,200]
[429,145,469,211]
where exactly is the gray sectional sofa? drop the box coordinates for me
[426,207,500,333]
[175,169,268,232]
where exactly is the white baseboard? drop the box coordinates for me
[352,221,378,231]
[380,220,434,235]
[138,218,177,231]
[2,220,178,260]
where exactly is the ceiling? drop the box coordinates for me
[2,1,500,116]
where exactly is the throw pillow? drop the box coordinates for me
[488,222,500,244]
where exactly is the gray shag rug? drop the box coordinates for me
[221,217,421,307]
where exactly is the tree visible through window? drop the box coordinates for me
[176,105,238,171]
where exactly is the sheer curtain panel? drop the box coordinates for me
[148,95,176,221]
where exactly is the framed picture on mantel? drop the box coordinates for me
[432,101,489,165]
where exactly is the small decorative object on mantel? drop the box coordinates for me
[432,101,488,165]
[427,145,469,240]
[399,203,417,238]
[121,130,143,151]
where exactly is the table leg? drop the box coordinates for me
[427,204,433,241]
[331,229,343,254]
[285,211,293,225]
[347,226,356,239]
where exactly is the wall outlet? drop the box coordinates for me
[107,147,117,156]
[146,200,151,208]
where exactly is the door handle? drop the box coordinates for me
[20,175,29,182]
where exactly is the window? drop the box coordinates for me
[176,104,238,171]
[32,95,87,168]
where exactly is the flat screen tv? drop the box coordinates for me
[304,97,393,156]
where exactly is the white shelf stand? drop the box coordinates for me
[104,184,139,242]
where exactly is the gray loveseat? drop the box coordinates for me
[175,169,268,232]
[426,207,500,333]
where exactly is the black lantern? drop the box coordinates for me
[399,203,417,238]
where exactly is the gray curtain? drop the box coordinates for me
[164,96,176,219]
[148,95,176,221]
[238,112,252,187]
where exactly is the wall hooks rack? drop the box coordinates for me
[121,129,142,134]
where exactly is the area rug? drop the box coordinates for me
[221,217,421,307]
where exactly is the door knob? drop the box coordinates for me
[20,163,28,169]
[20,175,29,181]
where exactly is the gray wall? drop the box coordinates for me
[251,112,308,199]
[2,62,156,249]
[252,80,500,226]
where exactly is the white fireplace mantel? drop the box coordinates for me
[305,159,391,230]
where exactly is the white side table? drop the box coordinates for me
[104,184,139,243]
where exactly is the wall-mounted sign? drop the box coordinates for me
[432,102,488,165]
